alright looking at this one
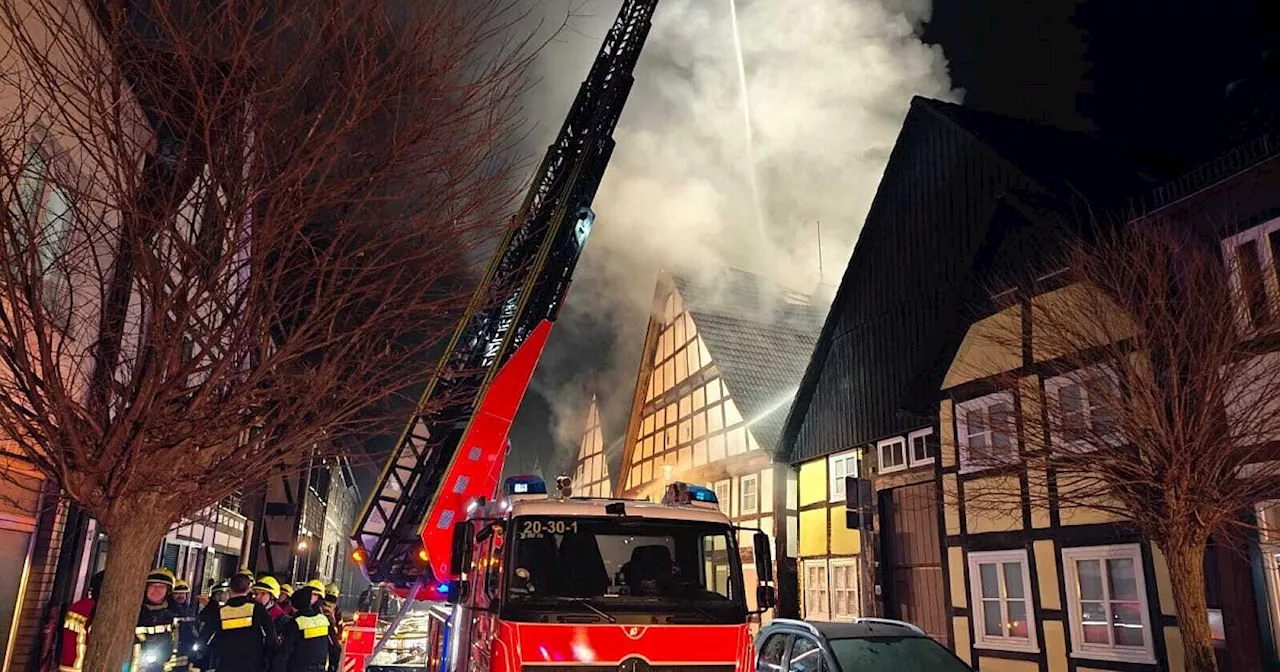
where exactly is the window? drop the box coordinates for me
[1061,544,1155,664]
[714,480,731,516]
[757,634,787,672]
[830,558,859,620]
[908,428,935,468]
[829,450,859,503]
[956,391,1017,473]
[741,474,759,515]
[788,637,824,672]
[967,550,1038,652]
[1045,366,1122,450]
[803,559,830,620]
[877,437,906,474]
[1223,217,1280,334]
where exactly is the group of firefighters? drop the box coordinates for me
[56,567,347,672]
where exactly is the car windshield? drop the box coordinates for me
[828,637,972,672]
[503,515,744,616]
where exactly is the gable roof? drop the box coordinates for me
[777,97,1168,465]
[672,268,825,456]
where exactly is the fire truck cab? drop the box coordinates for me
[445,475,776,672]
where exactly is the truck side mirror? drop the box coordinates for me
[449,522,472,576]
[757,585,777,610]
[753,531,773,583]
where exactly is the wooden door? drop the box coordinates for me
[879,481,949,645]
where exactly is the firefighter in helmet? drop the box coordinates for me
[271,581,335,672]
[172,579,201,672]
[197,572,277,672]
[57,571,104,672]
[251,577,286,626]
[275,584,296,620]
[134,568,178,672]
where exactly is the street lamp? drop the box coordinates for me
[297,539,308,551]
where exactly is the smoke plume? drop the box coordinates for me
[506,0,961,476]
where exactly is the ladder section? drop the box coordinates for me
[350,0,660,587]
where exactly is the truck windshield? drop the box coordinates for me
[503,515,745,621]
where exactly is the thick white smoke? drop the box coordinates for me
[511,0,961,471]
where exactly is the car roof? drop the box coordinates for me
[763,618,928,640]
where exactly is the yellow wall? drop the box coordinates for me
[799,459,826,507]
[1152,545,1177,616]
[952,617,972,665]
[1041,620,1068,672]
[1030,283,1134,363]
[798,508,827,557]
[940,399,956,468]
[829,513,860,554]
[1163,626,1186,672]
[975,658,1039,672]
[1033,540,1060,610]
[948,546,966,608]
[963,475,1023,533]
[942,306,1023,388]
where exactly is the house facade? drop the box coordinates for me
[580,267,822,617]
[934,136,1280,672]
[776,96,1165,649]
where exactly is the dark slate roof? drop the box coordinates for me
[671,268,826,456]
[777,96,1170,464]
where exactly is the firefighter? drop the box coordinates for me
[172,580,200,672]
[135,568,178,672]
[57,571,103,672]
[251,577,286,626]
[276,584,296,620]
[197,573,277,672]
[271,582,335,672]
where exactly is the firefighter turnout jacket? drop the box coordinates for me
[172,600,200,672]
[271,608,334,672]
[198,596,277,672]
[135,601,178,672]
[57,597,95,672]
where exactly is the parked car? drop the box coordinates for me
[754,618,973,672]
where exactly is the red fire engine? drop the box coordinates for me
[443,476,776,672]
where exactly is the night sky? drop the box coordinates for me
[358,0,1280,495]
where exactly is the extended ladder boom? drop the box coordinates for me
[350,0,660,590]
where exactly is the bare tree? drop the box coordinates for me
[956,224,1280,672]
[0,1,544,670]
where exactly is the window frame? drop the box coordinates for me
[802,558,830,621]
[740,473,760,515]
[907,427,935,468]
[714,479,731,516]
[828,557,860,621]
[877,436,907,474]
[1222,216,1280,335]
[1061,543,1156,664]
[1043,365,1124,452]
[828,450,859,503]
[956,390,1019,474]
[967,549,1039,653]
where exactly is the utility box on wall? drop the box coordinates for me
[845,476,874,531]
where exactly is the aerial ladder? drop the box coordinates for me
[349,0,660,601]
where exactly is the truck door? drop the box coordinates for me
[468,522,505,672]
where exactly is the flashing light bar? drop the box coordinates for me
[662,482,719,508]
[504,475,547,497]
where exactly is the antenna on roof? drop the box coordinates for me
[816,220,825,282]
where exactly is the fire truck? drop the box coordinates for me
[340,0,783,670]
[441,476,775,672]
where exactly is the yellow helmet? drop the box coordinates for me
[279,583,294,596]
[235,568,255,580]
[306,579,327,593]
[172,579,190,594]
[252,576,281,599]
[146,568,175,588]
[326,583,340,598]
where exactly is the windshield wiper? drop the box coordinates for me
[554,597,616,623]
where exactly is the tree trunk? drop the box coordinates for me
[81,516,168,672]
[1165,539,1218,672]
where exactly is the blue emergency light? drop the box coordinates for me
[663,481,718,507]
[504,475,547,496]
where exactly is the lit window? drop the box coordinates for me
[968,549,1038,653]
[877,437,906,474]
[908,428,935,468]
[714,480,731,515]
[828,450,858,503]
[1045,366,1122,450]
[1062,544,1154,664]
[740,474,759,514]
[957,391,1018,473]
